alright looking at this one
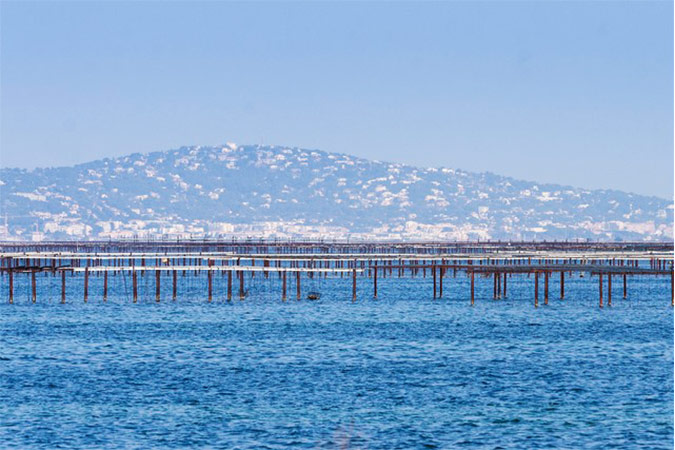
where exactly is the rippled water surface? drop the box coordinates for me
[1,273,673,449]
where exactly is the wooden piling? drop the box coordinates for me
[8,270,13,304]
[31,271,36,303]
[373,263,378,298]
[282,271,287,301]
[103,271,108,301]
[296,271,301,300]
[497,271,501,298]
[599,274,603,308]
[439,267,443,298]
[544,271,549,305]
[493,272,498,299]
[132,271,138,303]
[61,270,66,304]
[607,274,612,307]
[84,267,89,302]
[432,264,437,299]
[470,271,475,306]
[155,270,161,302]
[352,268,357,301]
[208,270,213,302]
[560,272,565,299]
[623,274,626,299]
[534,271,539,308]
[239,271,245,300]
[227,270,232,301]
[503,272,507,297]
[172,270,177,300]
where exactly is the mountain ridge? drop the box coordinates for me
[1,143,672,241]
[5,145,669,202]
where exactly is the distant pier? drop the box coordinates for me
[1,240,673,307]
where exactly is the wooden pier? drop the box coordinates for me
[1,240,672,307]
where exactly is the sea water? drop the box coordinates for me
[0,272,672,449]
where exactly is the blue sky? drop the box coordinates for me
[1,1,672,198]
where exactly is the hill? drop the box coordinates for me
[1,143,671,241]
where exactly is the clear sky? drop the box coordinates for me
[1,1,673,198]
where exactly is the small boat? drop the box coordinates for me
[307,291,321,300]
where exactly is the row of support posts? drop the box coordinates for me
[597,273,633,307]
[3,266,673,306]
[27,266,360,302]
[491,272,508,299]
[533,271,553,308]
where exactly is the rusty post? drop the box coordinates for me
[607,274,612,307]
[544,271,549,305]
[61,270,66,304]
[208,269,213,302]
[8,270,13,304]
[432,264,437,299]
[239,271,245,300]
[133,270,138,303]
[83,267,89,302]
[492,272,497,300]
[373,263,378,298]
[103,271,108,301]
[296,271,301,300]
[155,270,161,302]
[470,271,475,306]
[623,274,627,299]
[599,274,603,308]
[172,270,177,300]
[352,268,357,302]
[282,271,287,301]
[439,267,443,298]
[534,271,538,308]
[503,272,507,297]
[31,271,36,303]
[560,272,565,299]
[227,270,232,301]
[497,271,501,298]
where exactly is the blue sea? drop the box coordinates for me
[1,272,673,449]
